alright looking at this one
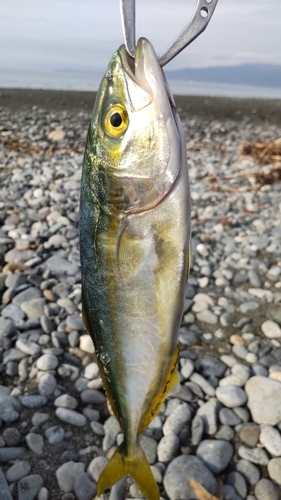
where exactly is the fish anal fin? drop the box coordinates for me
[97,441,159,500]
[138,345,180,433]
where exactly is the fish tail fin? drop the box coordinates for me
[97,441,159,500]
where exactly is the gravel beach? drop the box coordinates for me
[0,88,281,500]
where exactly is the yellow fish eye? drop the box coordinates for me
[104,104,129,138]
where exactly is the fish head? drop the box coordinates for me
[85,37,181,214]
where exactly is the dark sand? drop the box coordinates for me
[0,87,281,124]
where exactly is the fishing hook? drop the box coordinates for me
[120,0,219,66]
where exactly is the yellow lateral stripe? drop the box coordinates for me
[138,345,179,433]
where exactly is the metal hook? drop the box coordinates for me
[120,0,136,58]
[159,0,219,67]
[120,0,218,66]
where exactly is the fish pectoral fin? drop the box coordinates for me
[97,441,159,500]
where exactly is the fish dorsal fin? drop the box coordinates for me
[138,345,180,433]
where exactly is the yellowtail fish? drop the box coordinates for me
[80,37,190,500]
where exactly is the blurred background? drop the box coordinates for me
[1,0,281,97]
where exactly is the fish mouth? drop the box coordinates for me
[119,38,158,95]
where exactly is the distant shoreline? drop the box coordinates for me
[1,88,281,124]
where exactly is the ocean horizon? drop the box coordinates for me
[1,68,281,99]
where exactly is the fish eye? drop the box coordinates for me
[104,104,129,138]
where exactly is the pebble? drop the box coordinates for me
[87,456,108,482]
[238,445,269,465]
[254,478,279,500]
[0,468,13,500]
[245,376,281,424]
[55,408,87,427]
[163,403,191,436]
[267,457,281,485]
[236,459,260,486]
[79,335,95,354]
[54,394,78,409]
[56,462,85,493]
[18,474,43,500]
[226,471,247,499]
[239,423,260,447]
[36,354,59,371]
[73,472,96,500]
[163,455,217,500]
[157,434,180,462]
[261,320,281,338]
[6,461,32,482]
[25,433,44,454]
[197,401,219,435]
[0,447,25,462]
[259,423,281,456]
[216,385,247,408]
[20,395,47,408]
[196,439,233,473]
[38,373,57,396]
[45,425,65,444]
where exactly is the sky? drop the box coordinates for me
[1,0,281,78]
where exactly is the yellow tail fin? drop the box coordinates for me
[97,441,159,500]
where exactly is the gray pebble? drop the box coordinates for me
[16,338,41,355]
[2,427,21,446]
[163,454,217,500]
[55,408,87,427]
[20,395,47,408]
[216,385,247,408]
[38,373,56,396]
[254,478,279,500]
[73,472,96,500]
[140,434,158,464]
[54,394,78,409]
[18,474,43,500]
[236,459,260,486]
[196,439,233,473]
[191,415,204,445]
[215,425,235,441]
[0,447,25,462]
[197,401,220,435]
[157,433,179,462]
[56,461,85,492]
[87,456,108,482]
[80,389,106,405]
[37,354,59,371]
[0,468,13,500]
[6,461,31,482]
[238,445,269,465]
[226,471,247,499]
[25,433,44,455]
[219,408,241,426]
[45,425,65,444]
[189,372,215,396]
[267,457,281,485]
[163,403,191,436]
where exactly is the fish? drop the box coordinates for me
[80,37,190,500]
